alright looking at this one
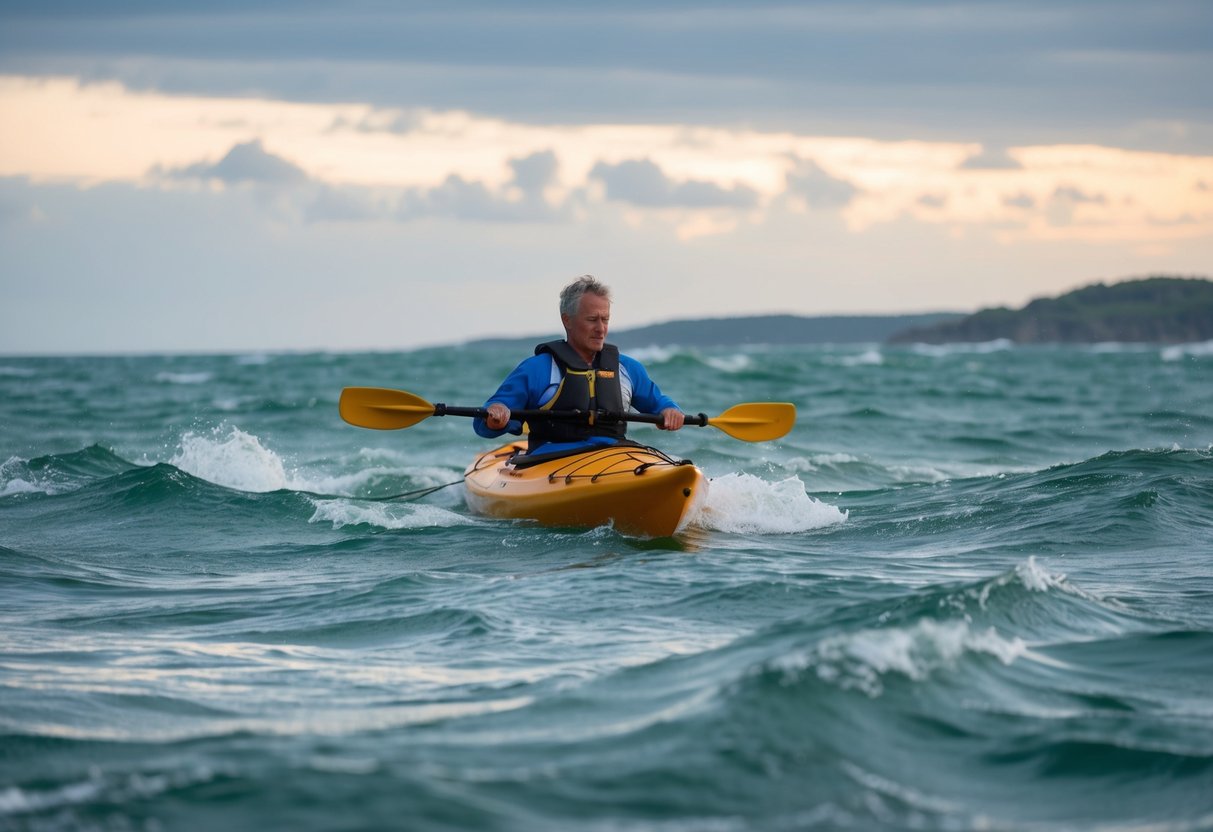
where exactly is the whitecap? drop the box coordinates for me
[777,618,1027,697]
[0,456,50,497]
[155,371,213,385]
[688,473,847,534]
[838,349,884,367]
[624,345,680,364]
[0,365,36,377]
[973,556,1099,607]
[911,339,1013,357]
[303,465,461,499]
[704,354,753,373]
[1161,340,1213,362]
[170,427,291,492]
[781,453,861,473]
[308,498,477,530]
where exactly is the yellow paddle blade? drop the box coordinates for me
[339,387,437,430]
[705,402,797,442]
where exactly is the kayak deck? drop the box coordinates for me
[464,441,707,537]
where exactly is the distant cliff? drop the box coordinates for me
[887,276,1213,345]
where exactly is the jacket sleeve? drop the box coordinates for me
[619,354,681,415]
[472,355,549,438]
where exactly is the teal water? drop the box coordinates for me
[2,342,1212,831]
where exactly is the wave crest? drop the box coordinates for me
[689,473,847,534]
[308,498,477,530]
[772,618,1028,698]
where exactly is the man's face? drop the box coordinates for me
[563,292,610,359]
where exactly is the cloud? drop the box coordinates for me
[784,159,859,209]
[167,139,309,185]
[1053,185,1107,204]
[589,158,758,208]
[393,150,567,222]
[959,146,1022,170]
[303,184,382,223]
[509,150,558,196]
[1003,193,1036,209]
[918,194,948,209]
[4,2,1212,154]
[1046,184,1109,226]
[326,111,423,136]
[159,143,568,224]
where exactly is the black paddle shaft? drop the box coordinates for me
[431,404,709,427]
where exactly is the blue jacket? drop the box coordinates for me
[474,349,680,454]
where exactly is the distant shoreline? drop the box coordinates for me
[463,313,964,350]
[466,275,1213,349]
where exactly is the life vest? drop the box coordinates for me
[528,340,627,450]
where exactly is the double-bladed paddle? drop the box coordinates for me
[339,387,795,442]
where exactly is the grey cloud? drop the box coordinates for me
[303,185,381,223]
[394,150,567,222]
[168,139,308,185]
[159,143,566,223]
[589,159,758,208]
[6,1,1209,153]
[918,194,948,209]
[960,147,1023,170]
[326,111,423,136]
[1053,185,1107,204]
[1003,193,1036,209]
[510,150,558,196]
[784,159,859,209]
[1046,184,1108,225]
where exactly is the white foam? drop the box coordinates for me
[155,371,213,384]
[1161,340,1213,361]
[0,456,50,497]
[781,453,860,473]
[0,365,36,377]
[838,348,884,366]
[704,354,754,373]
[0,477,42,497]
[780,618,1027,697]
[911,339,1013,357]
[170,427,292,492]
[168,426,461,499]
[308,498,477,530]
[973,557,1098,607]
[689,473,847,534]
[625,345,680,364]
[0,766,215,815]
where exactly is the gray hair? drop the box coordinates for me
[559,275,612,318]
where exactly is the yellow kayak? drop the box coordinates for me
[464,441,707,537]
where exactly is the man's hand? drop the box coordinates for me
[658,408,685,431]
[486,403,511,430]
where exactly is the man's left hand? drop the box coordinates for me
[658,408,685,431]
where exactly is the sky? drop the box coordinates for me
[1,1,1211,354]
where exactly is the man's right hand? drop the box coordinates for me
[485,403,511,430]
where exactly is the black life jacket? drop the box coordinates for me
[528,340,627,450]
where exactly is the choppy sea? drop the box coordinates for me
[2,341,1212,831]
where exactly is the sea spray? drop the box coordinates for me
[170,426,293,492]
[690,472,847,534]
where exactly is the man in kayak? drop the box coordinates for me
[474,275,685,456]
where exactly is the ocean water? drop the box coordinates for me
[2,342,1212,831]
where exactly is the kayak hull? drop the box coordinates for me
[464,441,707,537]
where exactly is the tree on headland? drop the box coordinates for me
[886,276,1213,344]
